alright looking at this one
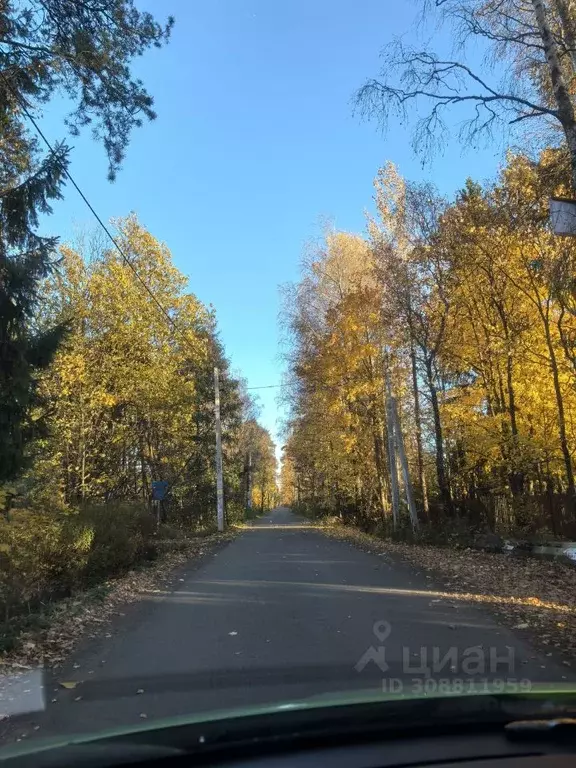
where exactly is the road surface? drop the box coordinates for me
[1,507,571,741]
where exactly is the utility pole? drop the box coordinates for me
[385,364,419,531]
[214,366,225,532]
[246,451,253,511]
[391,396,419,531]
[385,377,400,529]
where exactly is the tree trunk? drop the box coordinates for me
[373,428,389,518]
[505,350,524,495]
[385,390,400,527]
[532,0,576,188]
[425,356,452,514]
[544,320,575,497]
[80,396,86,501]
[410,340,428,514]
[260,473,266,513]
[553,0,576,74]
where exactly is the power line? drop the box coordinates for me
[246,384,287,390]
[4,77,180,336]
[246,382,355,394]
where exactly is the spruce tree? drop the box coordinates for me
[0,0,173,485]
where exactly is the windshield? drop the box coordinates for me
[2,0,576,748]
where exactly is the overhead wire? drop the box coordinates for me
[6,82,348,405]
[2,74,181,337]
[2,77,225,486]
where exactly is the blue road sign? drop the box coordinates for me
[151,480,168,501]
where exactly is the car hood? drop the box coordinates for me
[3,682,576,761]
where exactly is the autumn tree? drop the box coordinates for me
[280,448,297,506]
[370,166,453,513]
[357,0,576,188]
[282,230,405,525]
[0,0,173,491]
[245,423,277,513]
[29,216,265,529]
[285,150,576,535]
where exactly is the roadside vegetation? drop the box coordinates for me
[281,151,576,542]
[316,518,576,666]
[0,0,277,659]
[281,0,576,546]
[0,215,277,658]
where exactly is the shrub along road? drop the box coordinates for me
[1,507,573,743]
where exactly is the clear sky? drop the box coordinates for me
[40,0,508,452]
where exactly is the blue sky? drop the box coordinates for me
[41,0,508,452]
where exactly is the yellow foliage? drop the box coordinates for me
[285,151,576,529]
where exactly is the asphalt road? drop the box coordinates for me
[2,507,572,742]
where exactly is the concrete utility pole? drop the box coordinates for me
[385,379,400,529]
[391,396,419,531]
[246,451,253,511]
[214,366,225,532]
[385,365,419,531]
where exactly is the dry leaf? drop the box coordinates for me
[59,681,78,690]
[320,524,576,665]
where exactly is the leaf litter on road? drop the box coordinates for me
[320,523,576,662]
[0,531,237,675]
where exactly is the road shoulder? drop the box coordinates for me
[315,520,576,669]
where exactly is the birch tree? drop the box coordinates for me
[357,0,576,188]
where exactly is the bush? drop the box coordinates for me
[0,502,159,625]
[0,509,93,622]
[80,503,157,582]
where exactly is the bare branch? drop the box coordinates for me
[356,41,559,156]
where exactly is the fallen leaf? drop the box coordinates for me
[59,681,78,690]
